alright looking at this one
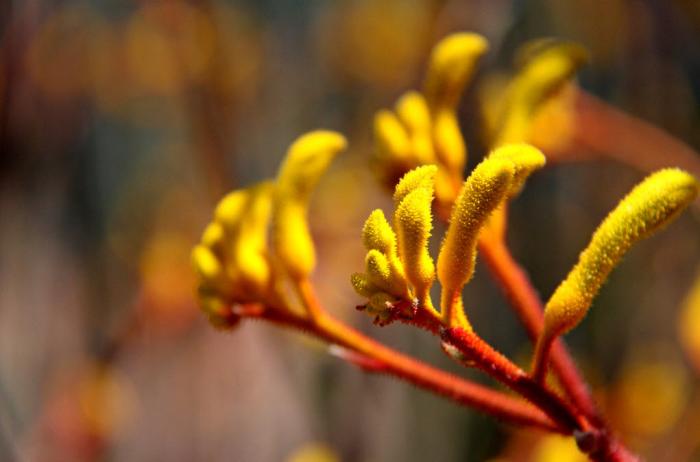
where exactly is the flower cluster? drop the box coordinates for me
[192,131,346,327]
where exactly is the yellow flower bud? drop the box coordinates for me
[275,130,348,202]
[496,40,587,145]
[362,209,397,255]
[437,157,514,326]
[394,187,435,302]
[542,169,698,340]
[273,203,317,280]
[432,110,465,175]
[214,189,249,230]
[488,143,546,197]
[393,164,438,205]
[232,182,274,294]
[374,109,411,163]
[201,222,225,250]
[192,244,226,289]
[423,32,489,111]
[365,249,408,297]
[350,272,379,298]
[395,91,435,164]
[273,131,347,279]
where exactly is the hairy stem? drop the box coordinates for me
[245,303,562,432]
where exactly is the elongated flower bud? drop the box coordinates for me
[437,158,514,326]
[395,187,435,302]
[423,33,489,112]
[273,131,347,279]
[542,169,698,339]
[362,209,397,255]
[496,40,587,145]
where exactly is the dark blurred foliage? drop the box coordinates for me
[1,1,700,461]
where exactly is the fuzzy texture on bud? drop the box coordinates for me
[542,168,699,339]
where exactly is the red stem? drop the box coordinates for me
[246,305,562,432]
[478,235,602,424]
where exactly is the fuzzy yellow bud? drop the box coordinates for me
[362,209,397,255]
[273,131,347,279]
[365,249,407,297]
[542,169,699,340]
[350,272,379,298]
[437,158,514,326]
[395,187,435,302]
[367,292,396,317]
[374,109,411,163]
[393,165,438,205]
[423,32,489,111]
[488,143,546,197]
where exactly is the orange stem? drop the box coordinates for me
[246,303,562,432]
[477,233,601,423]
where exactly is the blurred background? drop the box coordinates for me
[1,0,700,461]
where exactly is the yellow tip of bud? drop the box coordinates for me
[395,187,436,300]
[488,143,546,196]
[276,130,348,202]
[437,157,514,319]
[424,32,489,111]
[273,131,347,279]
[201,222,225,249]
[543,168,699,339]
[393,165,438,205]
[214,190,249,230]
[362,209,397,255]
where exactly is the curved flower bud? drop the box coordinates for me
[533,168,698,380]
[543,169,698,339]
[395,186,436,303]
[437,157,514,327]
[393,165,438,205]
[496,40,587,145]
[423,32,489,112]
[362,209,397,255]
[273,131,347,279]
[214,189,249,231]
